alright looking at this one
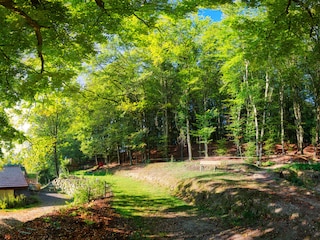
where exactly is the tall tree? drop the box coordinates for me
[18,91,76,176]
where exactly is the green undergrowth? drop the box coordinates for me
[283,163,320,171]
[0,195,39,209]
[276,163,320,187]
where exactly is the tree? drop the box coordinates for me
[17,91,78,177]
[193,110,216,158]
[1,0,220,144]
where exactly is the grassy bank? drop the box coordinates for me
[70,161,320,239]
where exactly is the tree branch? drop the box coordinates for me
[132,12,153,29]
[0,0,45,73]
[0,48,10,61]
[285,0,292,14]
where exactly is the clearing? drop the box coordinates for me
[1,153,320,239]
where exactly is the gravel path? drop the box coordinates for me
[0,192,71,231]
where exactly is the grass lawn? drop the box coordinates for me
[103,174,194,217]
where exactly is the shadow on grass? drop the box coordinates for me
[112,194,195,217]
[112,186,320,239]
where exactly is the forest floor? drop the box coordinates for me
[1,147,320,239]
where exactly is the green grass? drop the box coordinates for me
[284,163,320,171]
[103,174,194,217]
[276,163,320,187]
[74,172,196,238]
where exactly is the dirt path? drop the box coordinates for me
[0,192,71,231]
[115,163,320,239]
[2,161,320,239]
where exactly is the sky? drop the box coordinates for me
[198,9,223,22]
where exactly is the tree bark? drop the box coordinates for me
[236,107,243,157]
[53,115,59,177]
[280,84,286,154]
[258,72,271,161]
[186,118,192,161]
[244,60,260,159]
[315,104,320,158]
[293,99,304,154]
[117,144,121,165]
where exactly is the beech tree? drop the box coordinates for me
[0,0,214,145]
[3,0,320,169]
[16,91,78,176]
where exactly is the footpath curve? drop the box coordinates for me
[0,192,71,231]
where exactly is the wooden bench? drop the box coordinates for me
[199,157,249,171]
[199,160,221,171]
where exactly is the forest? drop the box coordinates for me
[0,0,319,178]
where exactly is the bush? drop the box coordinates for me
[0,200,7,209]
[0,194,40,210]
[279,163,320,187]
[261,160,275,167]
[216,139,227,156]
[263,138,276,156]
[244,142,256,157]
[288,163,320,171]
[72,178,109,204]
[244,142,257,164]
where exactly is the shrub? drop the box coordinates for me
[244,142,256,157]
[263,138,276,156]
[0,200,7,209]
[261,160,275,167]
[0,194,40,209]
[72,178,109,204]
[216,139,227,156]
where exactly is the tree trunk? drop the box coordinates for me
[53,115,59,177]
[315,104,320,158]
[117,144,121,165]
[162,75,169,160]
[280,84,285,154]
[198,137,202,157]
[94,154,98,165]
[164,105,169,159]
[204,141,208,158]
[203,97,209,158]
[252,103,259,156]
[53,140,59,177]
[128,149,133,165]
[293,99,304,154]
[244,60,260,160]
[186,118,192,161]
[236,107,243,157]
[258,72,271,162]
